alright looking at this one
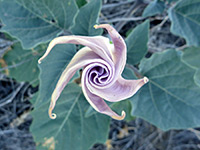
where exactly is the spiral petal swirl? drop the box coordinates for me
[38,24,148,120]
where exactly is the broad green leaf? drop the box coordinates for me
[168,0,200,46]
[71,0,102,36]
[76,0,87,8]
[15,0,78,29]
[195,69,200,87]
[142,0,165,17]
[131,50,200,130]
[0,0,78,49]
[181,47,200,69]
[30,92,38,105]
[0,42,45,86]
[181,47,200,87]
[122,65,137,80]
[125,20,149,65]
[31,83,110,150]
[35,44,76,106]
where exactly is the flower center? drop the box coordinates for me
[88,65,110,86]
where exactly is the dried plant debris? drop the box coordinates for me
[0,74,37,150]
[91,119,200,150]
[149,20,186,52]
[100,0,147,32]
[0,127,35,150]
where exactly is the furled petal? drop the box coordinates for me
[38,36,114,64]
[48,47,114,119]
[87,76,149,102]
[39,24,149,121]
[82,65,125,120]
[94,24,126,77]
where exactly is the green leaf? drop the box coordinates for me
[0,0,78,49]
[142,0,165,17]
[31,83,110,150]
[30,92,38,105]
[71,0,102,36]
[122,66,137,80]
[76,0,87,8]
[131,50,200,130]
[125,20,149,65]
[194,69,200,87]
[0,42,45,86]
[181,47,200,69]
[168,0,200,46]
[181,47,200,87]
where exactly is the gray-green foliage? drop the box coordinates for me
[194,70,200,87]
[181,47,200,69]
[71,0,103,36]
[130,50,200,130]
[0,42,45,86]
[143,0,165,17]
[169,0,200,46]
[0,0,78,49]
[122,66,137,80]
[126,20,149,65]
[181,47,200,87]
[76,0,87,8]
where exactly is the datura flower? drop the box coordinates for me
[38,24,148,120]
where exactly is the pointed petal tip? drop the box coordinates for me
[50,113,57,119]
[93,24,115,34]
[93,24,111,30]
[143,77,149,84]
[111,110,126,120]
[38,59,42,64]
[93,24,98,29]
[48,109,57,119]
[48,107,57,119]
